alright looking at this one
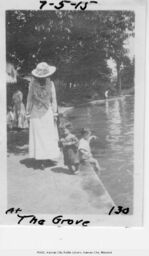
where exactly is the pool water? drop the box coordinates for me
[67,96,134,213]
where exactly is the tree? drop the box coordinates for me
[6,10,134,100]
[99,11,135,93]
[121,57,134,89]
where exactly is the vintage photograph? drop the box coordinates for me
[5,8,143,224]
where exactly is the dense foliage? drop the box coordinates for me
[6,10,135,103]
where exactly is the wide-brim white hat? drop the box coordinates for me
[32,62,56,78]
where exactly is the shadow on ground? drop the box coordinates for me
[20,158,57,170]
[51,167,75,175]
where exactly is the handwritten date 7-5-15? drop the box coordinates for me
[39,0,98,11]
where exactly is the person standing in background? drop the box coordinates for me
[12,90,28,129]
[105,89,109,100]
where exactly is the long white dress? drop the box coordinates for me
[26,78,60,160]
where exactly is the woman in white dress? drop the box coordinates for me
[26,62,60,169]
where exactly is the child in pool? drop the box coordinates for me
[59,123,79,174]
[78,128,101,173]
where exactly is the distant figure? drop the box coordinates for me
[78,128,101,173]
[59,123,79,174]
[12,90,28,129]
[7,106,15,129]
[105,90,109,100]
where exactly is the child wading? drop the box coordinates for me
[78,128,101,173]
[60,124,79,174]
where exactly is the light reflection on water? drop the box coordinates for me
[67,96,134,212]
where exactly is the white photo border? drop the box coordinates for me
[0,0,147,229]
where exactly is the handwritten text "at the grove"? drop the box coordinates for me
[39,0,99,11]
[5,208,91,226]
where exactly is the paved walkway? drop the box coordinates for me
[7,131,115,215]
[8,158,114,215]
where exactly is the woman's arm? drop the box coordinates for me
[51,81,58,115]
[26,84,33,114]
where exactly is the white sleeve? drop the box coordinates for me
[26,84,33,114]
[51,81,58,114]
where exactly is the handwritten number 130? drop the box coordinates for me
[109,206,129,215]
